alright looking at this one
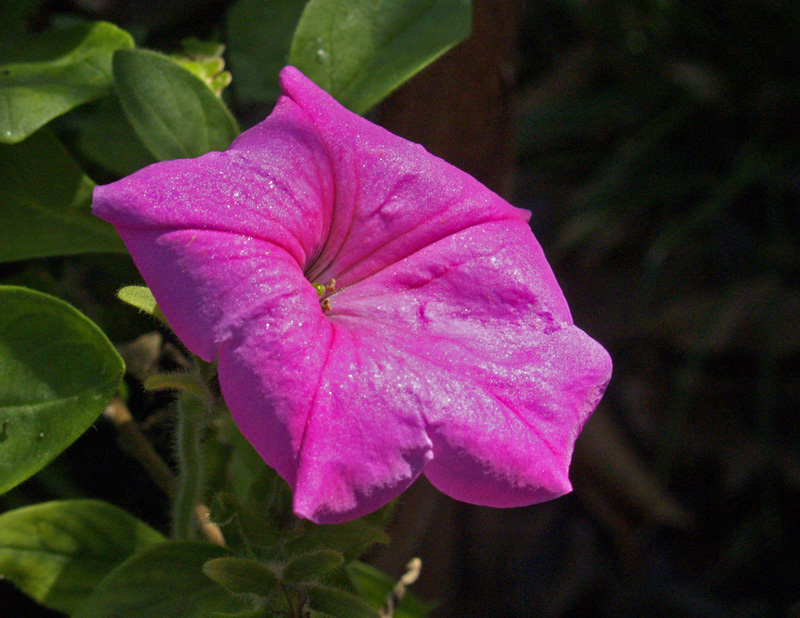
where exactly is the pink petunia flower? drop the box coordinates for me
[93,66,612,524]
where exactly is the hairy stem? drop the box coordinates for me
[172,392,207,540]
[103,395,225,544]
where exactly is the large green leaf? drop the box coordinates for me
[288,0,472,114]
[0,500,165,613]
[72,541,248,618]
[113,49,240,161]
[0,21,134,143]
[225,0,307,104]
[0,129,125,262]
[0,286,125,494]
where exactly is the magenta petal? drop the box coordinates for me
[106,226,327,483]
[274,67,533,289]
[292,324,433,523]
[93,93,334,270]
[93,66,612,523]
[331,220,612,507]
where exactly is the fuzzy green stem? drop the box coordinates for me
[172,392,207,539]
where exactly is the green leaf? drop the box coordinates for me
[72,541,248,618]
[202,556,279,596]
[172,38,232,98]
[213,492,286,552]
[305,584,379,618]
[226,0,307,104]
[0,22,134,143]
[290,518,390,563]
[0,286,125,495]
[76,95,156,177]
[0,500,165,614]
[0,128,126,262]
[112,48,239,161]
[209,610,268,618]
[283,550,344,583]
[117,285,167,323]
[347,561,434,618]
[288,0,472,114]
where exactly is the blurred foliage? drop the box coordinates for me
[512,1,800,617]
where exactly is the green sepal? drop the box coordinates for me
[305,584,380,618]
[283,550,344,583]
[212,492,287,551]
[209,610,269,618]
[289,518,390,563]
[245,466,296,530]
[202,556,280,596]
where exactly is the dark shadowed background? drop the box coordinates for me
[2,1,798,617]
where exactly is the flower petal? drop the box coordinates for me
[329,220,612,506]
[107,226,328,484]
[93,66,611,523]
[275,67,532,288]
[291,324,434,523]
[93,90,334,274]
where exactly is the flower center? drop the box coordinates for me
[312,279,336,312]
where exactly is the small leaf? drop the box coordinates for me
[0,500,164,614]
[246,466,295,529]
[202,556,279,596]
[288,0,472,114]
[213,492,285,551]
[305,584,379,618]
[290,518,389,562]
[283,550,343,583]
[117,285,167,323]
[0,129,126,262]
[0,21,134,143]
[112,48,239,161]
[0,286,125,495]
[346,561,434,618]
[225,0,307,104]
[171,38,232,98]
[72,541,248,618]
[182,38,226,59]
